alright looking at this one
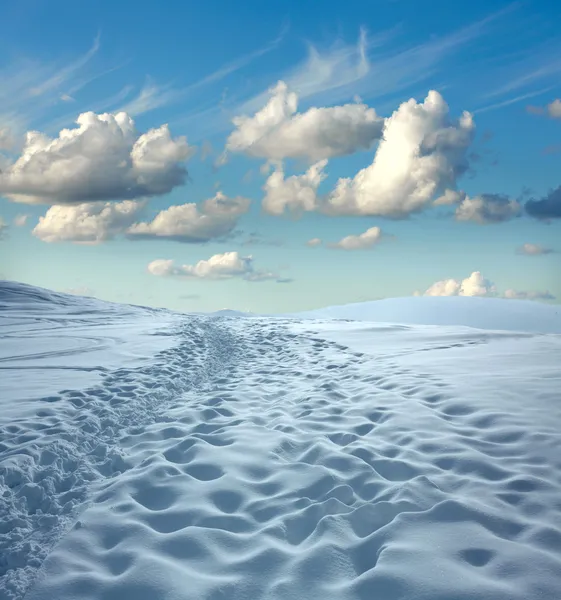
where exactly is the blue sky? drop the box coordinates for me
[1,0,560,312]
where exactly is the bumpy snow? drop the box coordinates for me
[1,281,561,600]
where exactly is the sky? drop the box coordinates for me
[1,0,560,313]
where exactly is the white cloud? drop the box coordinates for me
[32,200,145,243]
[517,243,554,255]
[548,99,561,119]
[306,238,322,247]
[127,192,249,242]
[146,259,176,277]
[0,112,194,205]
[503,289,555,301]
[324,91,475,218]
[419,271,495,297]
[13,214,28,227]
[262,159,327,216]
[328,226,383,250]
[0,217,8,239]
[147,252,278,282]
[226,81,384,161]
[454,193,521,224]
[413,271,555,300]
[433,189,466,206]
[416,271,555,301]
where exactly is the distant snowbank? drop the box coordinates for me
[0,280,162,315]
[292,296,561,333]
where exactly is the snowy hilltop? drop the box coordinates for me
[293,295,561,333]
[1,281,561,600]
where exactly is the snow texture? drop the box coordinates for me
[1,281,561,600]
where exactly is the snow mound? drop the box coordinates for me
[292,295,561,333]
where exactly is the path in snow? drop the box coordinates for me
[1,287,561,599]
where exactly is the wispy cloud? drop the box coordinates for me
[28,32,101,98]
[119,24,289,119]
[117,78,185,116]
[473,85,556,114]
[481,34,561,103]
[185,21,289,93]
[0,34,118,140]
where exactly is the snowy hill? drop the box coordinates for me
[1,281,561,600]
[292,295,561,333]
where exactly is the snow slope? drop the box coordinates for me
[1,282,561,600]
[293,295,561,333]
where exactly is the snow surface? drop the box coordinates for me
[293,295,561,333]
[1,281,561,600]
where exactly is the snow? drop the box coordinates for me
[0,282,182,414]
[1,281,561,600]
[292,295,561,333]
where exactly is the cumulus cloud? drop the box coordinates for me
[147,259,177,277]
[503,289,555,300]
[415,271,555,301]
[127,192,249,242]
[147,252,280,282]
[324,91,475,218]
[0,112,194,205]
[262,160,327,216]
[419,271,495,297]
[433,189,466,206]
[32,200,145,243]
[517,243,554,255]
[525,186,561,220]
[454,193,521,224]
[226,81,384,162]
[306,238,322,247]
[328,226,383,250]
